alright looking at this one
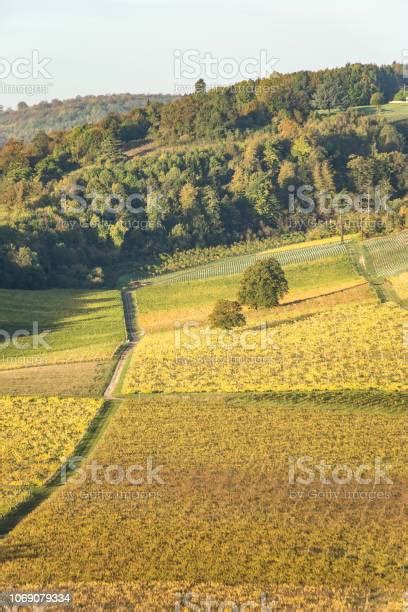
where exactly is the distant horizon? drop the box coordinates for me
[0,58,404,112]
[1,0,406,108]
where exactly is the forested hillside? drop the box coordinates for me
[0,62,407,289]
[0,93,177,145]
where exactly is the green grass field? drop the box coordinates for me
[0,289,124,395]
[357,102,408,122]
[319,102,408,124]
[0,289,124,368]
[135,254,364,331]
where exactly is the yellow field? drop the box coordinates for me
[0,581,402,610]
[0,394,405,606]
[125,300,406,393]
[390,272,408,301]
[1,245,406,609]
[0,396,102,517]
[124,255,405,394]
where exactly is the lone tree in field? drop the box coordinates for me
[238,258,288,309]
[209,300,246,329]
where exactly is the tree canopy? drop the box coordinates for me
[238,258,289,309]
[0,62,406,289]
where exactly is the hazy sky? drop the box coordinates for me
[0,0,406,108]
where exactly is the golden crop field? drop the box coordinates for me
[123,254,405,394]
[0,396,102,517]
[0,242,406,610]
[125,301,407,394]
[0,393,406,608]
[0,581,402,610]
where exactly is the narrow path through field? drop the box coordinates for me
[0,288,139,537]
[104,289,138,399]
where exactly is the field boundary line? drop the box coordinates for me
[280,280,368,307]
[0,399,121,537]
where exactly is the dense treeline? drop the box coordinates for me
[158,63,403,141]
[0,93,177,146]
[0,63,407,288]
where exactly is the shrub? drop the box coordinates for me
[238,258,288,309]
[370,92,384,106]
[208,300,246,329]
